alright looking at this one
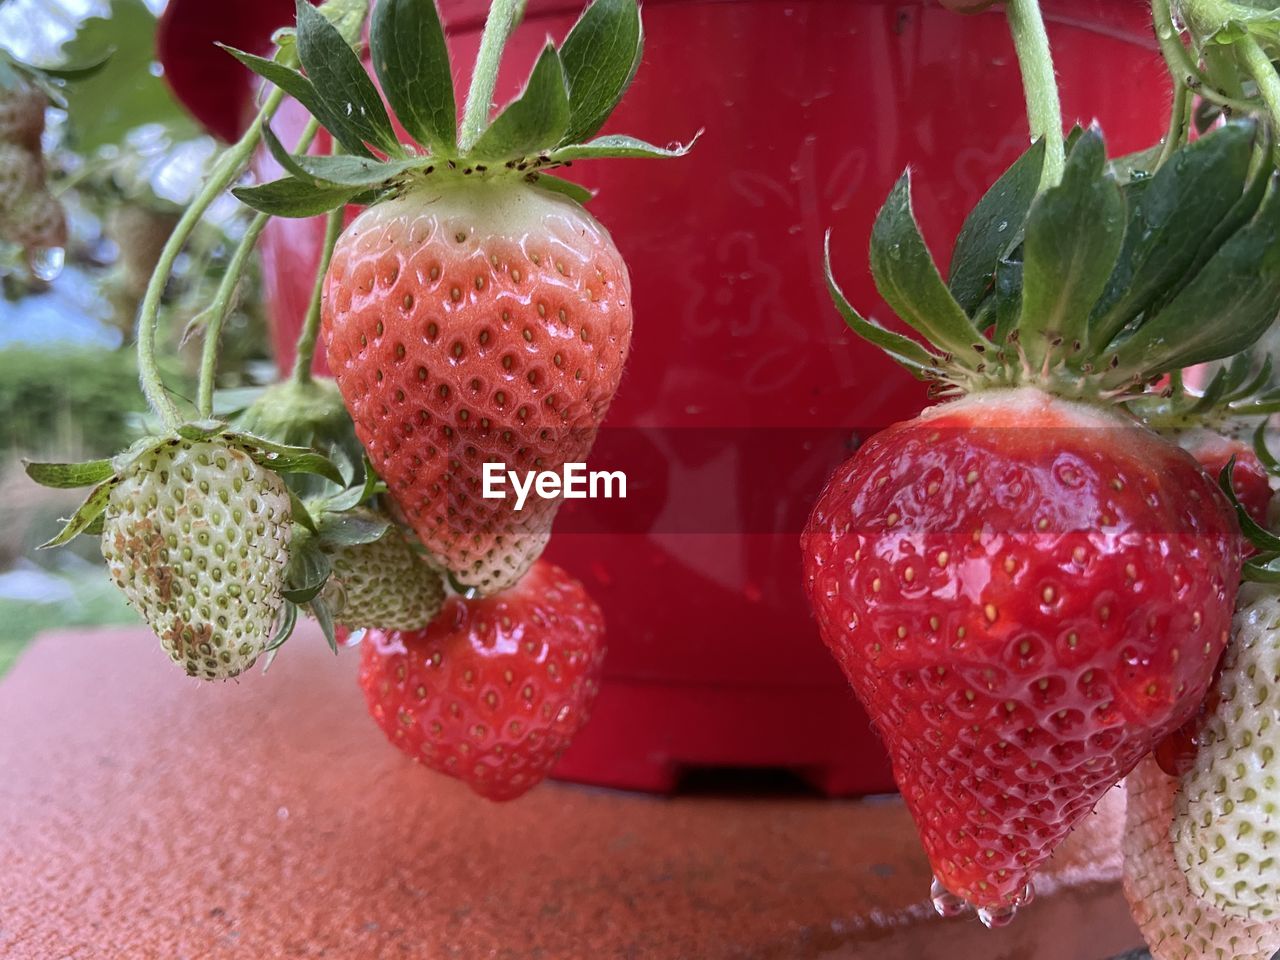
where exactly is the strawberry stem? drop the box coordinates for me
[457,0,529,153]
[1157,78,1191,169]
[1004,0,1064,190]
[1236,32,1280,135]
[290,204,344,386]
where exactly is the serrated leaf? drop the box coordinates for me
[948,138,1045,314]
[219,45,372,158]
[295,0,405,158]
[371,0,456,155]
[470,43,570,162]
[1088,123,1255,350]
[824,233,940,378]
[1018,127,1124,367]
[546,132,698,163]
[558,0,643,145]
[233,177,363,218]
[25,458,114,489]
[40,477,116,548]
[316,511,391,547]
[1106,179,1280,383]
[868,172,992,366]
[528,173,594,205]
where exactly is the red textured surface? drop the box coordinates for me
[802,391,1242,907]
[158,0,1173,793]
[0,628,1143,959]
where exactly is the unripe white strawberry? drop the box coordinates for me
[0,80,46,152]
[1174,587,1280,918]
[1124,756,1280,959]
[319,510,445,631]
[0,143,39,218]
[101,438,292,680]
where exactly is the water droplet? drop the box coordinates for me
[1015,881,1036,907]
[977,902,1019,929]
[997,220,1008,233]
[929,877,970,918]
[277,805,290,820]
[29,246,64,282]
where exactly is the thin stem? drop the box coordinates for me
[1005,0,1065,190]
[457,0,528,153]
[290,205,344,385]
[1157,77,1190,168]
[136,85,286,429]
[1237,33,1280,134]
[196,116,323,415]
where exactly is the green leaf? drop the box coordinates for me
[229,432,346,485]
[824,233,940,378]
[263,601,299,657]
[868,172,992,366]
[546,132,699,163]
[371,0,456,155]
[232,177,363,218]
[40,478,116,548]
[1106,143,1164,185]
[1017,127,1124,367]
[24,458,114,489]
[285,152,424,187]
[36,48,114,82]
[470,43,570,162]
[558,0,643,145]
[1219,457,1280,553]
[1244,555,1280,584]
[1106,179,1280,382]
[308,595,340,653]
[1088,122,1256,350]
[289,490,318,534]
[948,138,1045,314]
[528,173,595,205]
[322,459,383,513]
[989,257,1024,347]
[1254,419,1280,474]
[219,45,372,157]
[295,0,405,158]
[284,540,331,603]
[316,511,391,547]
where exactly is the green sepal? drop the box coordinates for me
[294,0,404,159]
[315,510,391,547]
[824,233,940,379]
[1018,126,1125,366]
[218,45,373,158]
[264,125,424,187]
[558,0,643,145]
[1104,176,1280,384]
[289,490,318,534]
[176,419,226,441]
[1226,354,1274,403]
[545,132,699,164]
[527,173,595,205]
[1254,419,1280,474]
[1088,122,1256,350]
[232,177,363,218]
[320,458,384,513]
[1219,456,1280,553]
[948,137,1045,314]
[989,257,1024,346]
[227,432,346,485]
[371,0,456,156]
[308,594,340,653]
[82,513,105,538]
[24,457,114,489]
[1244,555,1280,584]
[471,43,571,163]
[868,171,993,366]
[1106,143,1164,184]
[262,601,300,659]
[284,538,332,604]
[39,476,117,548]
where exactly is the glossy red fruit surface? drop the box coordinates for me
[357,560,607,801]
[801,387,1242,908]
[1177,430,1273,528]
[323,180,630,595]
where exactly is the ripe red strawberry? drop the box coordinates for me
[1123,757,1280,960]
[802,388,1240,913]
[808,124,1272,920]
[323,180,630,595]
[357,559,606,801]
[1177,429,1272,528]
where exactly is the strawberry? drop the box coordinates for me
[1124,756,1280,960]
[357,560,606,800]
[1178,429,1273,529]
[1171,586,1280,919]
[228,0,692,595]
[0,78,45,152]
[318,507,446,630]
[805,125,1275,920]
[100,438,293,679]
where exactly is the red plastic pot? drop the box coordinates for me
[159,0,1169,795]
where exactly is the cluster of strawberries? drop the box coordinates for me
[0,73,65,266]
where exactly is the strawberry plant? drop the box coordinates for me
[805,0,1280,930]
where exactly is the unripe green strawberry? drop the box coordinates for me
[0,143,40,218]
[1173,587,1280,918]
[1124,756,1280,960]
[319,509,445,631]
[5,189,66,252]
[0,79,46,152]
[101,438,292,680]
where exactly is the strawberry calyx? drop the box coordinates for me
[223,0,697,221]
[827,120,1280,404]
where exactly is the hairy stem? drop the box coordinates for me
[290,205,344,385]
[1237,33,1280,134]
[1005,0,1065,190]
[136,86,286,428]
[457,0,528,152]
[1157,76,1190,168]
